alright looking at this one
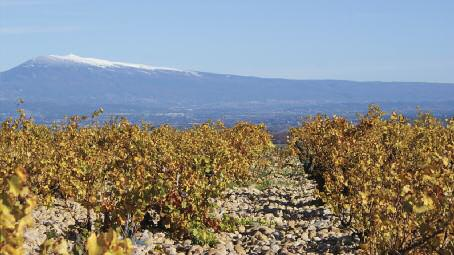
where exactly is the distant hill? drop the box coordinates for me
[1,54,453,125]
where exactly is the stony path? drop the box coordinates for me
[215,161,359,255]
[24,158,359,254]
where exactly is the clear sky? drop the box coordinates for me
[1,0,453,82]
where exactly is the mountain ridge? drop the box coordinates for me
[4,54,454,84]
[1,54,453,125]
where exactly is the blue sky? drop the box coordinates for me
[1,0,453,82]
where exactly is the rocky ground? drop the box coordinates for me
[24,158,359,254]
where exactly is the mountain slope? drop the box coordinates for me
[1,54,454,123]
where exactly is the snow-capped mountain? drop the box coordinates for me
[28,54,200,75]
[0,54,454,121]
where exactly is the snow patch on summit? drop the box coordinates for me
[44,54,200,75]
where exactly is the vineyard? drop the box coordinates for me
[290,106,454,254]
[0,110,273,254]
[1,106,453,254]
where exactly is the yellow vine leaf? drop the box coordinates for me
[86,233,101,255]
